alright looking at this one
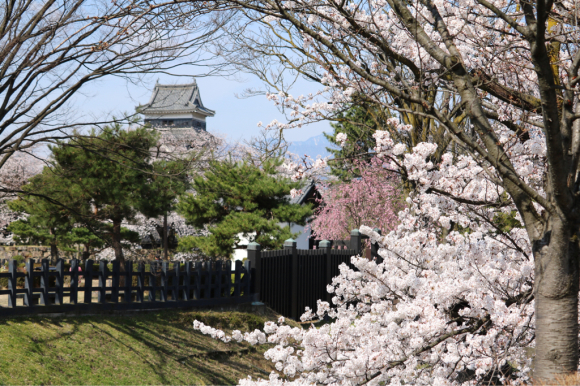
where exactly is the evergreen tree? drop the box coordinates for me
[324,104,388,180]
[49,124,162,265]
[7,172,74,262]
[177,159,312,259]
[6,164,142,262]
[7,169,83,262]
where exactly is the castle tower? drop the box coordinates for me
[137,80,215,135]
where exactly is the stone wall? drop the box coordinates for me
[0,246,81,261]
[0,246,175,264]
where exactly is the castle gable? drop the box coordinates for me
[138,80,215,131]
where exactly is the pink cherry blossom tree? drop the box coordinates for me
[310,157,401,241]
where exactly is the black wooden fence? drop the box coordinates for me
[0,258,252,316]
[248,229,382,320]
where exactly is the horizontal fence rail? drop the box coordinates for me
[0,258,252,317]
[249,229,382,320]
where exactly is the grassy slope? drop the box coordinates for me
[0,309,280,385]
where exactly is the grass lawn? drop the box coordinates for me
[0,308,281,385]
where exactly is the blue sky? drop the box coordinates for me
[74,72,331,143]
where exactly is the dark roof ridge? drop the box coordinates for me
[154,83,197,88]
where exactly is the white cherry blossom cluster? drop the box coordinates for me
[194,131,543,384]
[335,132,347,147]
[280,153,329,183]
[289,189,303,199]
[372,130,394,156]
[195,0,580,383]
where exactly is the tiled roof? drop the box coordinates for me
[290,179,317,205]
[138,81,215,116]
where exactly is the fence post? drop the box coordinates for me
[137,262,145,302]
[194,262,202,300]
[25,258,34,306]
[110,260,119,303]
[243,260,251,297]
[215,261,222,298]
[205,261,212,299]
[8,259,16,307]
[124,261,133,303]
[173,262,180,301]
[350,229,362,255]
[149,261,157,302]
[70,259,79,305]
[160,262,168,302]
[40,259,49,305]
[233,260,242,297]
[371,228,383,264]
[55,259,64,305]
[183,262,191,301]
[320,240,332,304]
[285,238,298,320]
[98,261,107,303]
[247,242,261,302]
[84,260,94,304]
[225,260,232,298]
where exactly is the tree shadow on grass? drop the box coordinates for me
[99,314,239,385]
[0,309,278,385]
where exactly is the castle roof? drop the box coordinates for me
[138,81,215,116]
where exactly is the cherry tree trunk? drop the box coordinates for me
[534,218,579,381]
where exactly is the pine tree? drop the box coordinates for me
[49,124,162,265]
[177,159,312,259]
[324,104,388,180]
[7,169,83,262]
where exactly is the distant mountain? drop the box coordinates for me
[287,134,338,159]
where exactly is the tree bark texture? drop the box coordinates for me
[533,219,579,380]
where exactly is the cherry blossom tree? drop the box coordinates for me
[184,0,580,382]
[0,150,43,243]
[196,140,539,385]
[310,157,401,241]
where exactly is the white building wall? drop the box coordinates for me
[292,223,311,249]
